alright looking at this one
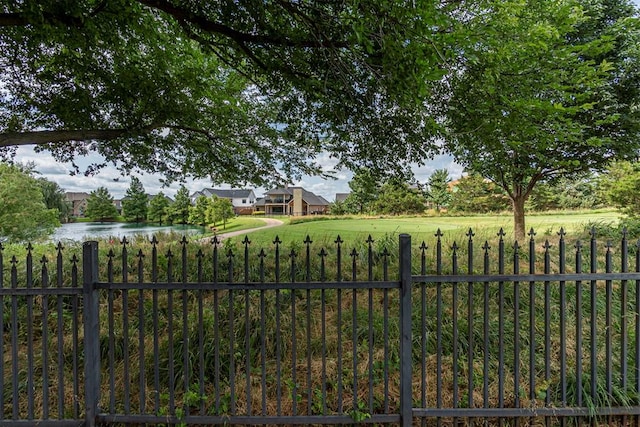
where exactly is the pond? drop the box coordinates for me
[50,222,206,243]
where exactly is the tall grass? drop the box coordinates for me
[1,224,639,425]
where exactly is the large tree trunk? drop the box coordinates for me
[512,195,526,243]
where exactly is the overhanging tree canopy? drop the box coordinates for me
[0,1,454,185]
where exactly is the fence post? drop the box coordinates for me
[399,234,413,427]
[83,241,100,427]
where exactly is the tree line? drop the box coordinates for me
[331,165,640,221]
[84,178,235,229]
[2,159,639,243]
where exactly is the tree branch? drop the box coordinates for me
[0,128,157,147]
[0,13,28,27]
[136,0,349,49]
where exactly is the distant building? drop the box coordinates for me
[254,187,330,216]
[190,188,256,214]
[65,192,90,217]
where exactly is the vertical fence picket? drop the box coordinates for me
[558,229,567,414]
[305,235,313,416]
[466,229,474,412]
[243,236,251,416]
[258,248,267,416]
[0,242,3,421]
[273,236,282,415]
[107,249,115,414]
[575,240,584,413]
[497,229,505,427]
[482,240,490,410]
[181,237,189,418]
[150,237,160,415]
[258,249,267,416]
[319,248,328,415]
[590,229,598,407]
[399,234,412,427]
[10,256,18,419]
[137,249,145,415]
[56,244,65,419]
[606,241,614,402]
[41,255,50,420]
[528,229,536,408]
[435,229,443,426]
[543,240,551,415]
[382,246,390,413]
[26,244,34,419]
[196,249,205,416]
[621,229,629,393]
[636,239,640,410]
[72,253,81,418]
[226,247,235,416]
[335,235,343,413]
[513,241,521,413]
[166,249,175,416]
[350,247,358,415]
[451,241,459,417]
[121,238,130,415]
[419,240,427,425]
[83,241,100,427]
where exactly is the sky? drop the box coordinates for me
[11,0,639,201]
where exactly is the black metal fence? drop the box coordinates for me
[1,229,640,426]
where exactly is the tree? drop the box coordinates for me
[37,177,71,222]
[121,177,148,223]
[448,174,510,214]
[527,175,603,211]
[329,200,347,216]
[85,187,118,222]
[343,169,380,215]
[0,1,453,185]
[372,182,425,215]
[169,185,191,224]
[0,163,59,242]
[443,0,640,240]
[209,197,235,230]
[147,192,171,225]
[424,169,451,212]
[599,161,640,218]
[189,195,211,226]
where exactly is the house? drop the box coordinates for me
[65,192,90,217]
[190,188,256,214]
[254,187,330,216]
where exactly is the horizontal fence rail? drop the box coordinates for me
[1,228,640,426]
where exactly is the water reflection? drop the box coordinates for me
[50,222,206,242]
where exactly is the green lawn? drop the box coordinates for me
[229,210,621,248]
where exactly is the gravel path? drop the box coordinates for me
[211,217,284,241]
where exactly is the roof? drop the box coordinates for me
[195,188,254,199]
[265,187,330,206]
[335,193,350,203]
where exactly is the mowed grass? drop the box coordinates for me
[229,210,621,248]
